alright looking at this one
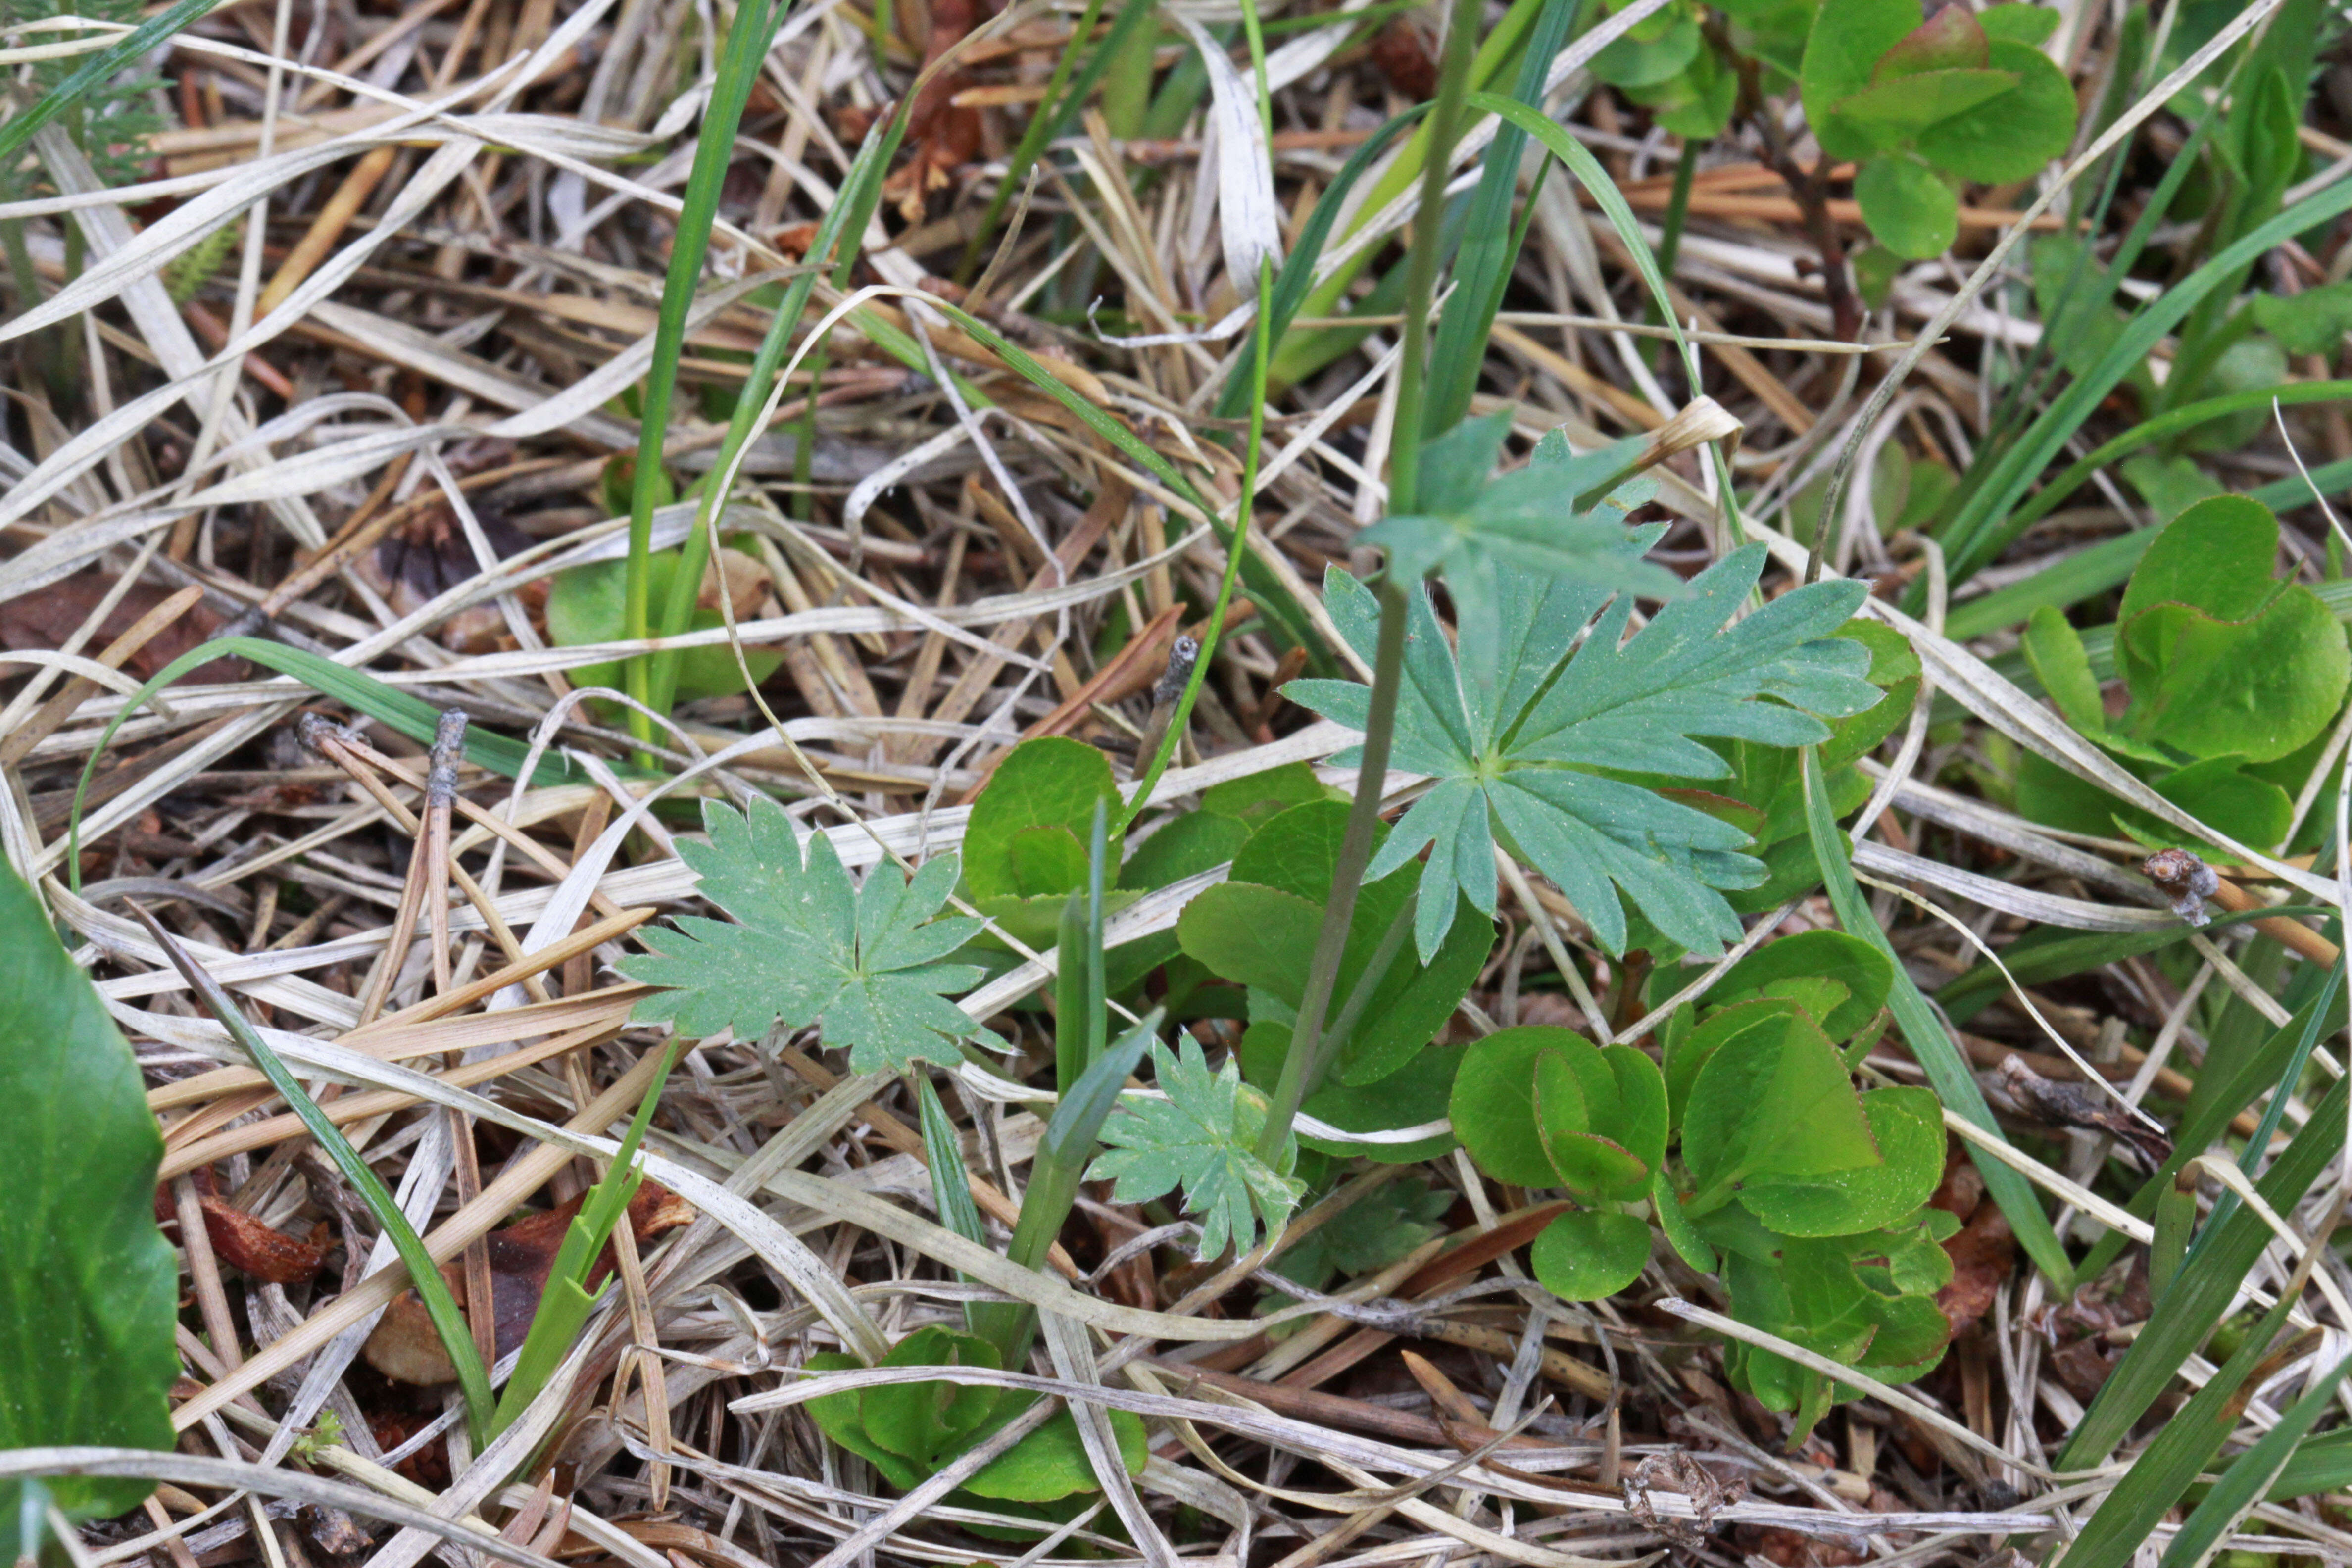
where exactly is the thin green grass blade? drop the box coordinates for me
[492,1035,683,1434]
[1939,176,2352,586]
[68,637,586,893]
[2060,1068,2352,1467]
[917,1075,1017,1350]
[620,0,787,733]
[1422,0,1578,435]
[0,0,219,168]
[1945,380,2352,594]
[1802,748,2074,1289]
[998,1009,1159,1365]
[1130,263,1274,817]
[2051,1294,2311,1568]
[130,907,494,1445]
[1211,105,1429,423]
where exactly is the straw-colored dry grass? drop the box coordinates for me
[9,0,2352,1562]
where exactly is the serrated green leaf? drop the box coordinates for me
[1091,1035,1305,1257]
[622,795,989,1071]
[1358,415,1682,607]
[1287,547,1878,960]
[0,865,177,1527]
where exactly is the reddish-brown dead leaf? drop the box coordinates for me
[0,571,244,682]
[363,1182,692,1385]
[200,1195,328,1284]
[1936,1195,2013,1335]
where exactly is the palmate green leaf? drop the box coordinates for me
[622,795,990,1072]
[0,864,177,1531]
[1356,413,1681,611]
[1091,1035,1306,1258]
[1288,546,1877,961]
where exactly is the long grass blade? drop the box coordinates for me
[0,0,219,169]
[1802,748,2074,1289]
[2159,1345,2352,1567]
[128,905,494,1445]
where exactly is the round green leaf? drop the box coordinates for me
[1710,928,1894,1042]
[1451,1027,1589,1186]
[1856,155,1958,259]
[803,1351,930,1490]
[1535,1052,1649,1198]
[864,1327,1003,1465]
[1603,1043,1669,1181]
[1529,1210,1653,1301]
[1915,39,2077,182]
[1736,1084,1945,1236]
[1682,1007,1880,1205]
[963,1407,1148,1502]
[1300,1043,1463,1164]
[965,737,1123,901]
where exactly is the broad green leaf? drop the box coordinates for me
[1682,1007,1883,1206]
[1835,72,2015,142]
[2178,335,2290,452]
[1653,1170,1718,1272]
[1871,5,1987,76]
[804,1351,930,1489]
[2117,497,2350,763]
[1737,1086,1944,1236]
[1534,1051,1649,1200]
[2120,453,2225,525]
[1276,1034,1462,1164]
[1176,801,1489,1085]
[1091,1034,1305,1257]
[0,863,177,1526]
[1288,548,1877,960]
[622,796,991,1072]
[1854,155,1958,258]
[1529,1210,1653,1301]
[1664,999,1799,1127]
[965,737,1126,901]
[1708,928,1892,1042]
[964,1406,1147,1502]
[1118,811,1249,893]
[1198,761,1332,827]
[1591,8,1705,87]
[1451,1027,1594,1186]
[863,1327,1004,1466]
[1801,0,1926,158]
[1914,40,2078,181]
[2253,280,2352,355]
[545,551,782,702]
[1978,3,2059,45]
[2020,605,2112,739]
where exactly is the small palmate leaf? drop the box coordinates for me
[1288,547,1878,958]
[623,794,990,1072]
[1090,1035,1306,1258]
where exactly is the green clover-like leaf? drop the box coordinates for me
[622,793,991,1072]
[1090,1035,1305,1258]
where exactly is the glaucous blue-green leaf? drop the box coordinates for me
[1856,154,1958,258]
[1529,1210,1653,1301]
[1356,413,1681,610]
[1288,548,1878,960]
[1091,1034,1305,1257]
[0,861,177,1527]
[623,795,990,1071]
[2117,497,2350,763]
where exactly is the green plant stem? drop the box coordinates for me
[1124,260,1274,819]
[1253,0,1478,1165]
[1254,579,1409,1163]
[1385,0,1482,517]
[621,0,783,747]
[1654,138,1698,288]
